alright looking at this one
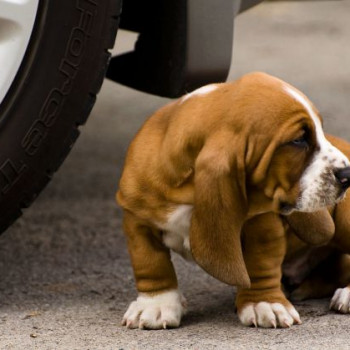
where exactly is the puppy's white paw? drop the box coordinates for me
[238,302,301,328]
[122,289,187,329]
[330,287,350,314]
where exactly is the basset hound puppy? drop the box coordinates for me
[117,72,350,329]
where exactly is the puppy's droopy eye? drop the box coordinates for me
[290,134,308,149]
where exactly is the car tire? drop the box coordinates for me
[0,0,121,233]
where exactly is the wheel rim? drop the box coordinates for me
[0,0,39,104]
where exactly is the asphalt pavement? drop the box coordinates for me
[1,1,350,349]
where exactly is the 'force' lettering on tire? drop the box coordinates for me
[21,0,96,156]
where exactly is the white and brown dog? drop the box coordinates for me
[117,72,350,329]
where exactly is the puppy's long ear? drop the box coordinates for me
[190,136,250,288]
[286,209,335,246]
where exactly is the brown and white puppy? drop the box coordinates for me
[283,135,350,312]
[117,72,350,329]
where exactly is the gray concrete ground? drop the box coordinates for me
[1,1,350,349]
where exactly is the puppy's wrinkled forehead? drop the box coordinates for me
[282,83,335,154]
[283,85,322,140]
[282,82,347,162]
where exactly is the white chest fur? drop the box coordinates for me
[155,205,193,260]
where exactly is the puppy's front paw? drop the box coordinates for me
[330,286,350,314]
[122,289,187,330]
[238,302,301,328]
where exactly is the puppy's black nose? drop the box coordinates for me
[335,167,350,190]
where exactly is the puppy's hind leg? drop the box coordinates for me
[121,211,186,330]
